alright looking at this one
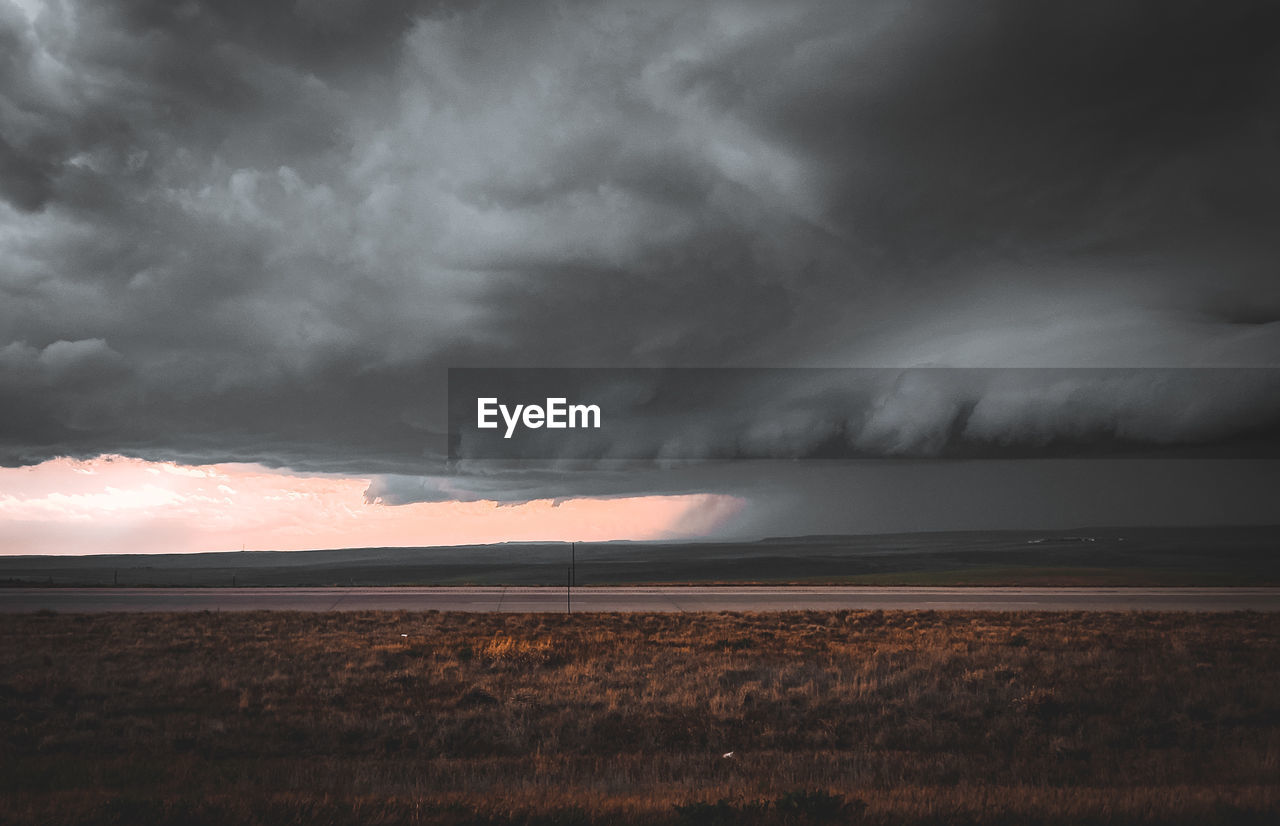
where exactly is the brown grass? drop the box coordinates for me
[2,610,1278,824]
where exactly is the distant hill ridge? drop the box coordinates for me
[2,525,1278,587]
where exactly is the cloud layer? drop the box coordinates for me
[2,0,1279,524]
[449,368,1280,462]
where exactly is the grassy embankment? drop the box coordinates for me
[2,610,1278,824]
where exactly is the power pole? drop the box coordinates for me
[566,567,572,615]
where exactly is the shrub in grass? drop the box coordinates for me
[773,790,864,822]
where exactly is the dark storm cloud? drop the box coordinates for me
[755,2,1280,256]
[441,368,1280,502]
[2,0,1278,519]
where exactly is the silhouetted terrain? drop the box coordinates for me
[2,525,1278,587]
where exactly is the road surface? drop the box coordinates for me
[2,586,1278,613]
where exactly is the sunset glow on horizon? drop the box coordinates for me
[0,456,745,555]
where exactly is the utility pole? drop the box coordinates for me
[566,567,572,614]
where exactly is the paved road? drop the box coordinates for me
[2,586,1278,613]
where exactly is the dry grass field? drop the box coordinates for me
[2,610,1278,825]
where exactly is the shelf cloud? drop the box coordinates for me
[2,0,1278,536]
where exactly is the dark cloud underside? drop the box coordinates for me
[2,0,1278,527]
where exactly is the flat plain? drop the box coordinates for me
[4,526,1278,588]
[3,585,1279,613]
[2,610,1278,825]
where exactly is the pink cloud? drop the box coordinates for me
[0,456,744,555]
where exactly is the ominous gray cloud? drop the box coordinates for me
[447,368,1280,461]
[2,0,1279,532]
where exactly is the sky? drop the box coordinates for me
[1,0,1278,553]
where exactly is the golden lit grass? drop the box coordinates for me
[2,610,1278,824]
